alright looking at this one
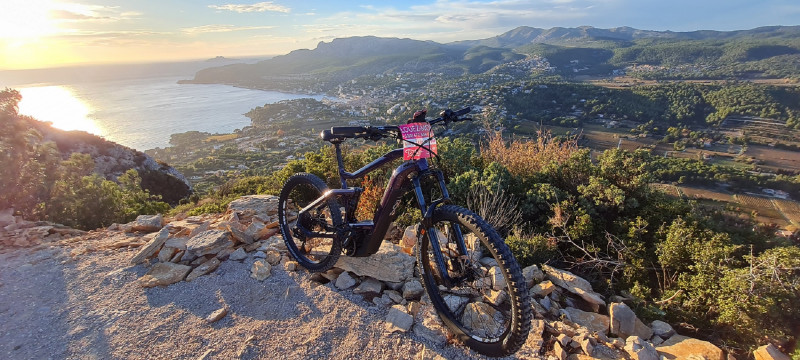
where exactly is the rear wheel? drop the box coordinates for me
[417,205,531,357]
[278,173,343,272]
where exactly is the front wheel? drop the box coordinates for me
[417,205,531,357]
[278,173,343,272]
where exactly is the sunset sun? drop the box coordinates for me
[0,0,59,41]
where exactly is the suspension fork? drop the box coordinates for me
[412,170,469,287]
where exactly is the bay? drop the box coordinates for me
[13,73,324,151]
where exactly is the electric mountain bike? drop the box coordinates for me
[277,107,532,357]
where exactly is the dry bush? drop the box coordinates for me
[481,129,579,177]
[356,176,385,220]
[465,184,522,236]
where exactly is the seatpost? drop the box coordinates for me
[333,142,348,189]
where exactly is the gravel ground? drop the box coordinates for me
[0,231,544,360]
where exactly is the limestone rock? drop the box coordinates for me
[229,248,248,261]
[485,290,507,307]
[522,264,545,288]
[384,290,403,303]
[557,334,572,346]
[624,336,659,360]
[186,258,221,281]
[130,227,171,264]
[461,302,504,338]
[554,341,568,360]
[385,305,414,332]
[407,301,421,317]
[575,333,596,357]
[479,257,498,268]
[245,220,266,241]
[284,261,297,271]
[443,295,468,313]
[531,280,556,297]
[401,224,418,248]
[265,250,281,265]
[227,195,279,218]
[250,259,271,281]
[609,302,651,339]
[335,241,415,283]
[754,344,790,360]
[131,214,163,232]
[164,236,189,250]
[543,264,605,307]
[335,271,357,290]
[158,247,178,263]
[206,307,228,323]
[563,307,609,334]
[186,230,231,256]
[650,320,675,339]
[188,222,210,238]
[489,266,506,291]
[402,279,424,300]
[373,294,393,307]
[354,277,383,295]
[226,222,254,245]
[656,335,724,360]
[139,263,191,287]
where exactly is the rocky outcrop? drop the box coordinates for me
[335,241,415,283]
[609,302,652,339]
[754,344,791,360]
[542,264,605,308]
[30,122,192,205]
[655,335,724,360]
[139,263,191,287]
[0,208,85,250]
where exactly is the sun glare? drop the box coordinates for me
[0,0,59,40]
[17,86,101,135]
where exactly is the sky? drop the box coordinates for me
[1,0,799,70]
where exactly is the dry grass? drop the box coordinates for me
[481,130,579,177]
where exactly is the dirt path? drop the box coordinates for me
[0,231,543,360]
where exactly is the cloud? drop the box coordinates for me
[182,25,276,34]
[208,2,290,13]
[49,3,141,23]
[306,0,597,41]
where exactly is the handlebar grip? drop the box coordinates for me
[454,107,471,116]
[330,126,368,135]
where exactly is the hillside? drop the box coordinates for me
[1,89,191,229]
[184,25,800,91]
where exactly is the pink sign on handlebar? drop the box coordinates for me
[398,123,437,160]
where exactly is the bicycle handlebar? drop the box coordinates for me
[327,107,471,141]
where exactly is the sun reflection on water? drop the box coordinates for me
[17,86,102,135]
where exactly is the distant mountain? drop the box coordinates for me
[184,25,800,89]
[451,25,800,48]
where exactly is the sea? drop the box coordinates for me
[0,59,328,151]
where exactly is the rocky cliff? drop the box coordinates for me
[29,121,191,205]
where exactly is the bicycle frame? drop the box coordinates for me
[296,140,468,284]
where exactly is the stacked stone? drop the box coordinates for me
[523,264,727,360]
[129,195,297,287]
[0,208,86,249]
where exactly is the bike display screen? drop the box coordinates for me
[398,123,437,160]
